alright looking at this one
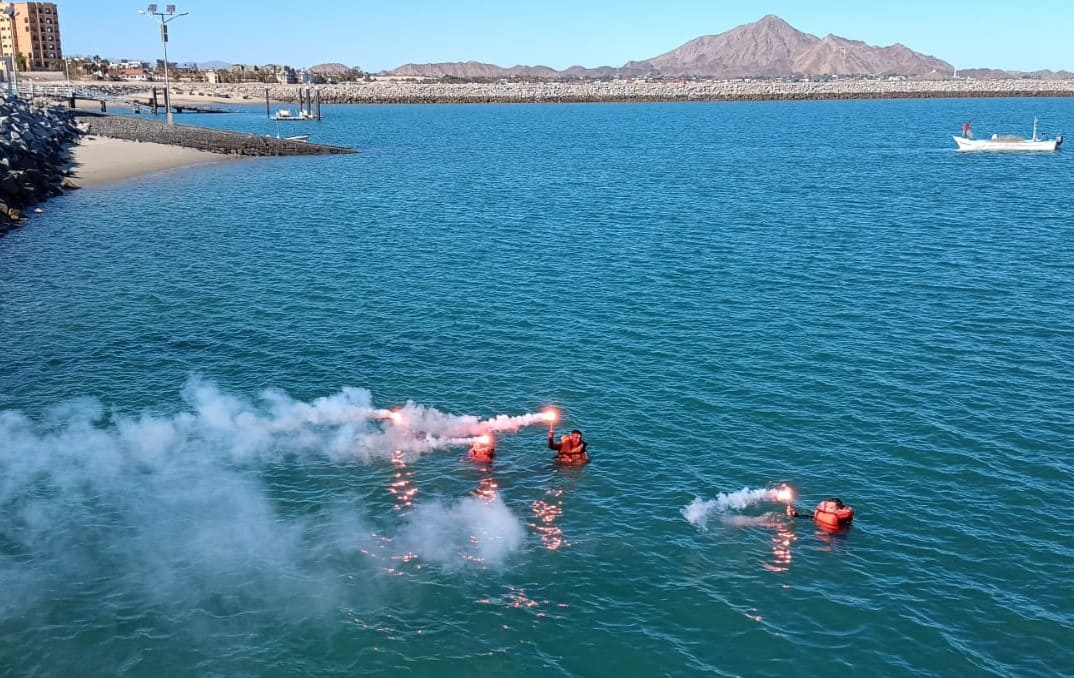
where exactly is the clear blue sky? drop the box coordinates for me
[60,1,1073,73]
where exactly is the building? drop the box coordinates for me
[0,2,62,72]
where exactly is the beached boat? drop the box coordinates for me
[953,118,1063,152]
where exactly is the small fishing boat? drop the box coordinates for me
[953,118,1063,152]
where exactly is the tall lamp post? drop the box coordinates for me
[140,4,188,125]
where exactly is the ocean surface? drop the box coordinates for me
[2,97,1073,677]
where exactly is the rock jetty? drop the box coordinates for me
[85,78,1074,106]
[0,92,81,234]
[76,113,355,157]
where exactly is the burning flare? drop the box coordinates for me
[772,485,794,504]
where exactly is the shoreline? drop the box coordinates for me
[33,75,1074,193]
[67,136,226,188]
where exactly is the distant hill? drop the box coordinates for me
[958,68,1074,80]
[633,14,820,78]
[308,62,355,75]
[384,15,954,79]
[791,33,952,78]
[389,60,560,79]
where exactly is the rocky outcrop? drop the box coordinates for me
[0,93,81,235]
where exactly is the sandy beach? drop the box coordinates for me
[68,136,226,187]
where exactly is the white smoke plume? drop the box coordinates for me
[682,486,787,531]
[0,379,548,619]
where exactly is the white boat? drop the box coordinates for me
[271,108,314,121]
[953,118,1063,152]
[268,117,311,142]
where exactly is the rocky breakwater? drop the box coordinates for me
[0,92,81,235]
[76,113,355,157]
[178,78,1074,105]
[84,78,1074,106]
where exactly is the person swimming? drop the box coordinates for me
[548,428,589,465]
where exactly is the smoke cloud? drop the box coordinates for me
[0,379,544,619]
[682,486,786,531]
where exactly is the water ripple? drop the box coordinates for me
[2,99,1073,675]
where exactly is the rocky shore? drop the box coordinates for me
[87,77,1074,105]
[0,92,81,234]
[0,95,355,235]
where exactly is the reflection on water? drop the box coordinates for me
[387,449,418,510]
[477,586,566,622]
[763,520,797,573]
[470,474,499,502]
[719,513,799,573]
[531,488,567,551]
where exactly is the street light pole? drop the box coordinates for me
[140,4,188,125]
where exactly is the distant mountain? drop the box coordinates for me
[384,15,954,80]
[958,68,1074,80]
[390,60,560,79]
[635,14,820,78]
[308,62,354,75]
[791,33,952,78]
[197,60,230,70]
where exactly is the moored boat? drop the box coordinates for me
[271,108,314,121]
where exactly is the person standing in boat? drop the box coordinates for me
[962,121,973,139]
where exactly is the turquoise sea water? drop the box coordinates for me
[2,98,1073,676]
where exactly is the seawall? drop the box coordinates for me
[81,78,1074,105]
[75,113,355,156]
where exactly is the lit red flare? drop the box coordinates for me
[773,485,794,504]
[542,408,558,425]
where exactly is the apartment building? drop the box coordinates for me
[0,2,62,71]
